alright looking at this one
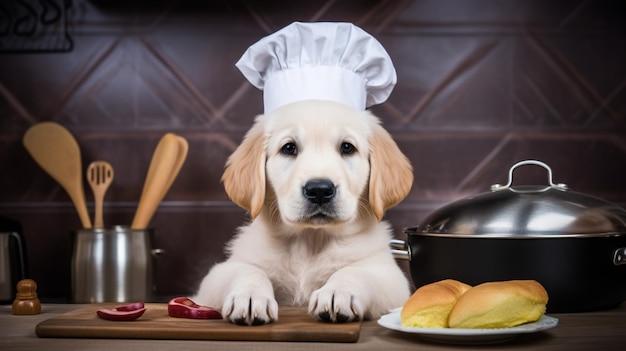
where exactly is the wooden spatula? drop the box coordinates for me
[23,122,92,228]
[87,161,114,228]
[131,133,188,229]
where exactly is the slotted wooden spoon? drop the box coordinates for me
[23,122,92,228]
[87,161,114,228]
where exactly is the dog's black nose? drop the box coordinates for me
[303,179,336,205]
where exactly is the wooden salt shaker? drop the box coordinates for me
[12,279,41,315]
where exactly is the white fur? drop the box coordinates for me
[193,100,413,325]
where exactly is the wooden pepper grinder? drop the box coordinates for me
[12,279,41,315]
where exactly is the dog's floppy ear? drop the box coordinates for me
[368,122,413,221]
[221,118,267,219]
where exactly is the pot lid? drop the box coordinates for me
[407,160,626,238]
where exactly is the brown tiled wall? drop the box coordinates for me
[1,0,625,300]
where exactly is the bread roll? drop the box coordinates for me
[400,279,471,328]
[448,280,548,329]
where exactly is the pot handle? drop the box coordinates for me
[491,160,568,192]
[614,248,626,266]
[390,239,410,261]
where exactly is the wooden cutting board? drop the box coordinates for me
[35,304,360,343]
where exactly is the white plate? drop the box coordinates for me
[377,308,559,344]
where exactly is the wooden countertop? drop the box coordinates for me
[1,303,625,350]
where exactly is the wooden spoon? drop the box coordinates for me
[23,122,92,228]
[164,136,189,198]
[131,133,188,229]
[87,161,114,228]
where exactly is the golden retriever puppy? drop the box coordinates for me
[193,100,413,325]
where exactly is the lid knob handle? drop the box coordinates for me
[491,160,568,192]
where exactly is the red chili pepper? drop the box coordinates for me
[96,302,146,321]
[167,297,222,319]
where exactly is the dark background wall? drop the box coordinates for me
[1,0,625,301]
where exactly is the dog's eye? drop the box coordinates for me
[340,142,356,155]
[280,142,297,156]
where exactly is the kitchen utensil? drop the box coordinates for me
[131,133,188,229]
[393,160,626,312]
[35,305,360,342]
[166,135,188,197]
[86,161,114,228]
[155,135,188,209]
[70,225,162,303]
[23,122,92,228]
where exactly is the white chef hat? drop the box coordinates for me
[236,21,397,113]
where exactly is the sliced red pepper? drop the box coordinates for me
[167,297,222,319]
[97,302,146,321]
[114,302,145,312]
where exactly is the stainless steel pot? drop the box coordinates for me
[71,225,163,303]
[394,160,626,313]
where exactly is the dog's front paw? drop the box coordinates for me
[222,293,278,326]
[308,287,364,323]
